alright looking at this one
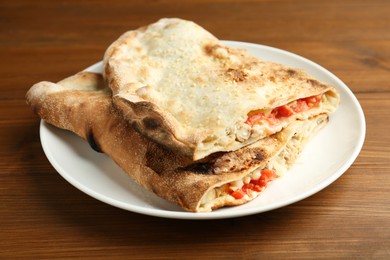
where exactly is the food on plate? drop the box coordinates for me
[26,72,329,212]
[104,18,340,160]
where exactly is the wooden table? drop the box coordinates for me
[1,0,389,258]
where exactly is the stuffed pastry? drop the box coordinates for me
[27,72,329,212]
[103,18,339,160]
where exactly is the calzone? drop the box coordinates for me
[104,18,340,160]
[26,72,328,212]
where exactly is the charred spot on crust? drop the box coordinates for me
[179,148,267,175]
[179,162,213,174]
[32,104,42,116]
[143,117,161,130]
[212,148,267,174]
[203,43,217,56]
[306,78,328,89]
[307,78,319,86]
[226,68,248,82]
[252,150,266,161]
[87,131,102,153]
[287,69,297,76]
[203,43,227,58]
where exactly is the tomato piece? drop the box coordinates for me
[273,105,295,118]
[230,190,246,199]
[261,169,277,180]
[304,96,317,104]
[245,112,265,126]
[246,95,322,126]
[291,100,309,113]
[253,169,277,187]
[242,183,264,193]
[250,176,271,187]
[238,169,277,195]
[304,94,322,108]
[252,185,264,192]
[242,183,254,193]
[266,112,279,125]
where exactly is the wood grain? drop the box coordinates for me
[1,0,389,259]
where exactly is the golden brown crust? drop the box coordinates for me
[25,72,271,211]
[112,95,197,158]
[26,72,328,212]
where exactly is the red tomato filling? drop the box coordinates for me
[229,169,278,199]
[245,94,323,126]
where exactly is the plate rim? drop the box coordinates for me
[39,41,366,220]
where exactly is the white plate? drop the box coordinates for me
[40,41,365,220]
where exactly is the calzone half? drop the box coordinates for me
[104,18,340,160]
[26,72,328,212]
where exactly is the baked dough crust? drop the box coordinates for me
[104,18,339,160]
[26,72,329,212]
